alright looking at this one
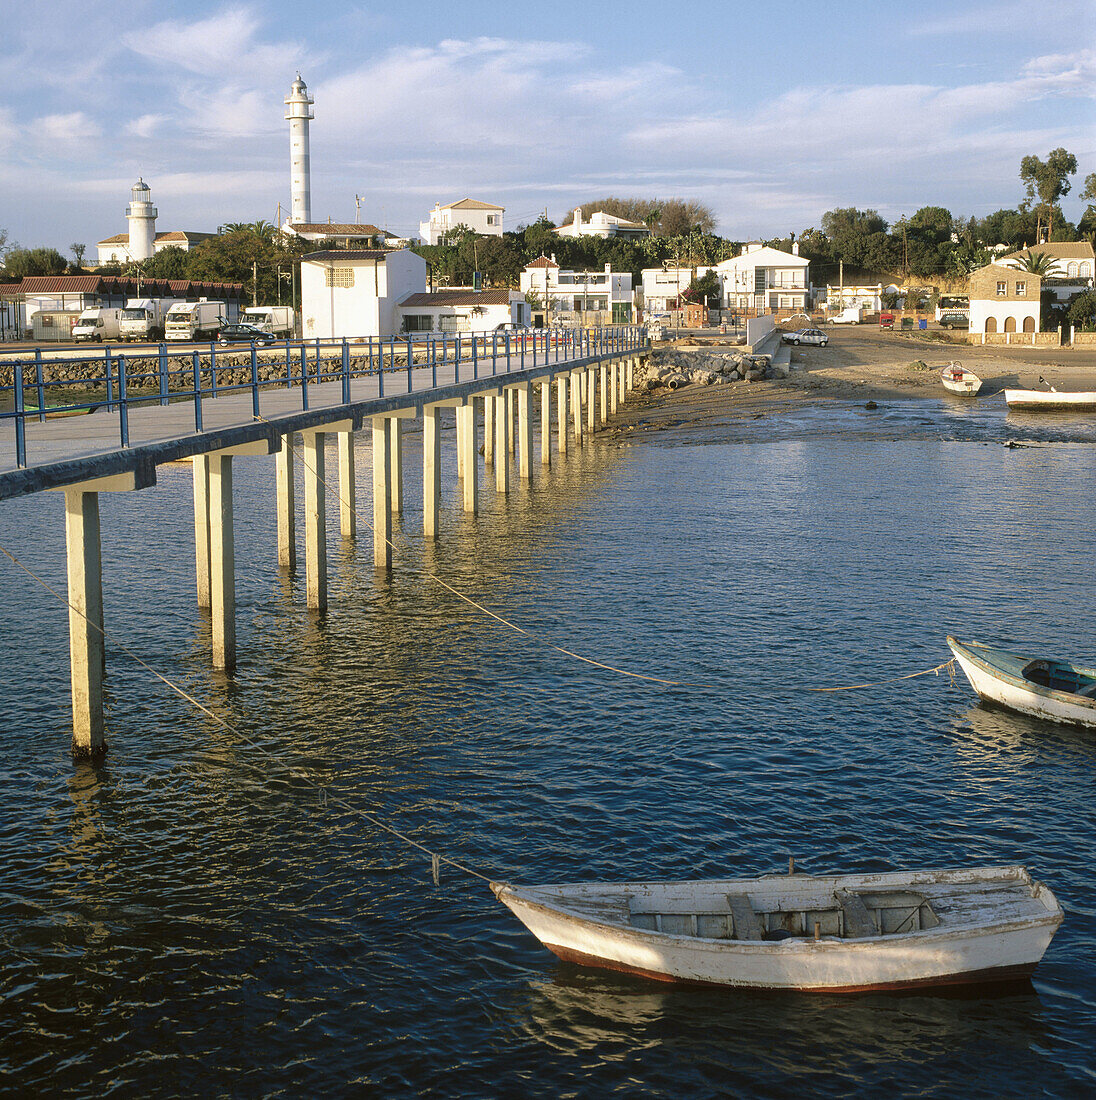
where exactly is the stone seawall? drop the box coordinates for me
[635,345,785,391]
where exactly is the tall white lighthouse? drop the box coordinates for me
[126,178,157,260]
[284,74,314,225]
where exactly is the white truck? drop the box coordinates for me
[119,298,180,342]
[72,307,122,342]
[828,306,863,324]
[165,300,225,342]
[243,306,295,337]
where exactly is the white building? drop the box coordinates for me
[520,256,633,324]
[641,267,695,313]
[300,249,427,339]
[967,263,1041,335]
[282,222,390,248]
[96,179,215,265]
[397,289,529,334]
[995,242,1094,310]
[712,243,809,312]
[824,283,884,312]
[419,199,504,245]
[555,208,650,241]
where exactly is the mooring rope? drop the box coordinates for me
[0,541,494,885]
[806,659,956,692]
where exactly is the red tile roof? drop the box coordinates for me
[288,223,385,236]
[525,255,559,268]
[400,290,513,307]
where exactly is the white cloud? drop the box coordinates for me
[124,114,168,139]
[35,112,100,142]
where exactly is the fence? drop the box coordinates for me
[0,327,646,469]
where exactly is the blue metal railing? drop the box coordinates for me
[0,326,646,469]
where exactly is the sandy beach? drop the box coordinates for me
[610,326,1096,435]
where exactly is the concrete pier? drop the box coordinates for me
[64,489,105,757]
[302,432,327,607]
[372,417,391,569]
[423,405,440,539]
[540,380,551,466]
[208,454,235,669]
[389,418,403,515]
[337,431,356,539]
[516,382,532,480]
[610,362,619,415]
[572,368,584,446]
[599,365,608,425]
[458,403,478,513]
[586,369,596,435]
[192,456,211,608]
[494,392,510,494]
[483,395,494,464]
[556,375,568,455]
[507,388,516,456]
[275,442,295,571]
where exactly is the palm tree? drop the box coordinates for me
[1019,250,1055,276]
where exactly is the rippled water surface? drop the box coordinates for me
[2,397,1095,1096]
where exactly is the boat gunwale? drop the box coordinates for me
[947,635,1096,711]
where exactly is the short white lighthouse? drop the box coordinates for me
[284,74,314,225]
[125,178,158,260]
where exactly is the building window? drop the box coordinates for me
[403,314,432,332]
[1015,281,1026,295]
[996,281,1006,296]
[1080,262,1092,278]
[486,215,497,226]
[325,267,354,288]
[1068,262,1079,277]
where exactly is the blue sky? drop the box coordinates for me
[4,0,1094,254]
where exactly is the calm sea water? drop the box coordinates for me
[1,396,1095,1097]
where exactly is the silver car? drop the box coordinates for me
[782,328,829,347]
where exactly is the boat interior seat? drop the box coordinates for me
[835,889,880,938]
[726,892,765,941]
[1073,681,1096,698]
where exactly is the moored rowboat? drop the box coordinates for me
[492,865,1061,993]
[947,635,1096,727]
[941,363,982,395]
[1005,388,1096,410]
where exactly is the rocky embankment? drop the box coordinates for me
[633,345,787,392]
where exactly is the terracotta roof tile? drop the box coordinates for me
[288,223,385,236]
[440,198,504,212]
[525,255,559,268]
[400,290,512,307]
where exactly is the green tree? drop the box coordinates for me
[1019,148,1078,241]
[820,208,895,269]
[3,247,67,277]
[70,243,86,268]
[683,269,720,306]
[905,206,956,277]
[140,246,190,279]
[1066,289,1096,330]
[557,197,715,237]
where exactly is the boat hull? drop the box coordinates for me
[494,868,1061,994]
[948,636,1096,727]
[941,368,982,396]
[1005,389,1096,410]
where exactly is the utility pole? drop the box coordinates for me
[252,260,258,307]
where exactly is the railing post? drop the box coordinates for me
[159,343,169,406]
[407,334,414,392]
[192,350,203,432]
[34,349,46,422]
[14,362,26,468]
[285,341,293,388]
[378,343,384,397]
[342,338,351,404]
[505,333,510,373]
[301,345,309,409]
[104,347,114,411]
[473,333,478,379]
[118,356,129,447]
[210,344,218,398]
[431,336,437,387]
[250,344,260,419]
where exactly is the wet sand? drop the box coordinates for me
[609,327,1096,436]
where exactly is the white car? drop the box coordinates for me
[781,328,829,347]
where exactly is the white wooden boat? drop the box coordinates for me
[492,865,1061,993]
[1005,387,1096,410]
[948,635,1096,727]
[941,362,982,396]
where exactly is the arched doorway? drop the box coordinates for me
[1004,316,1017,333]
[1023,316,1036,333]
[986,317,997,333]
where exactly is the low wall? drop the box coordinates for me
[1071,331,1096,347]
[968,331,1061,347]
[745,313,775,350]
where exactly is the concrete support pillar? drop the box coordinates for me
[483,393,494,464]
[192,455,211,608]
[423,405,441,540]
[495,393,510,494]
[303,432,327,607]
[586,369,596,435]
[627,357,634,391]
[540,380,551,466]
[389,417,403,515]
[572,370,584,446]
[337,431,356,539]
[516,382,532,480]
[556,374,568,455]
[208,455,236,669]
[599,365,609,425]
[610,362,619,415]
[275,441,296,571]
[618,359,626,404]
[371,418,392,570]
[65,489,105,759]
[456,405,465,479]
[507,387,516,455]
[459,403,478,513]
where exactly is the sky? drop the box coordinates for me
[3,0,1095,255]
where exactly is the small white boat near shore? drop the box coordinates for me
[1004,387,1096,410]
[492,865,1062,993]
[948,635,1096,727]
[941,362,982,396]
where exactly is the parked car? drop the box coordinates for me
[781,328,829,347]
[217,322,277,345]
[938,312,969,330]
[879,312,895,329]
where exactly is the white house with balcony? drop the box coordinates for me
[640,267,695,313]
[712,243,810,313]
[520,256,633,324]
[995,242,1094,309]
[300,248,427,338]
[555,208,650,241]
[419,199,504,245]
